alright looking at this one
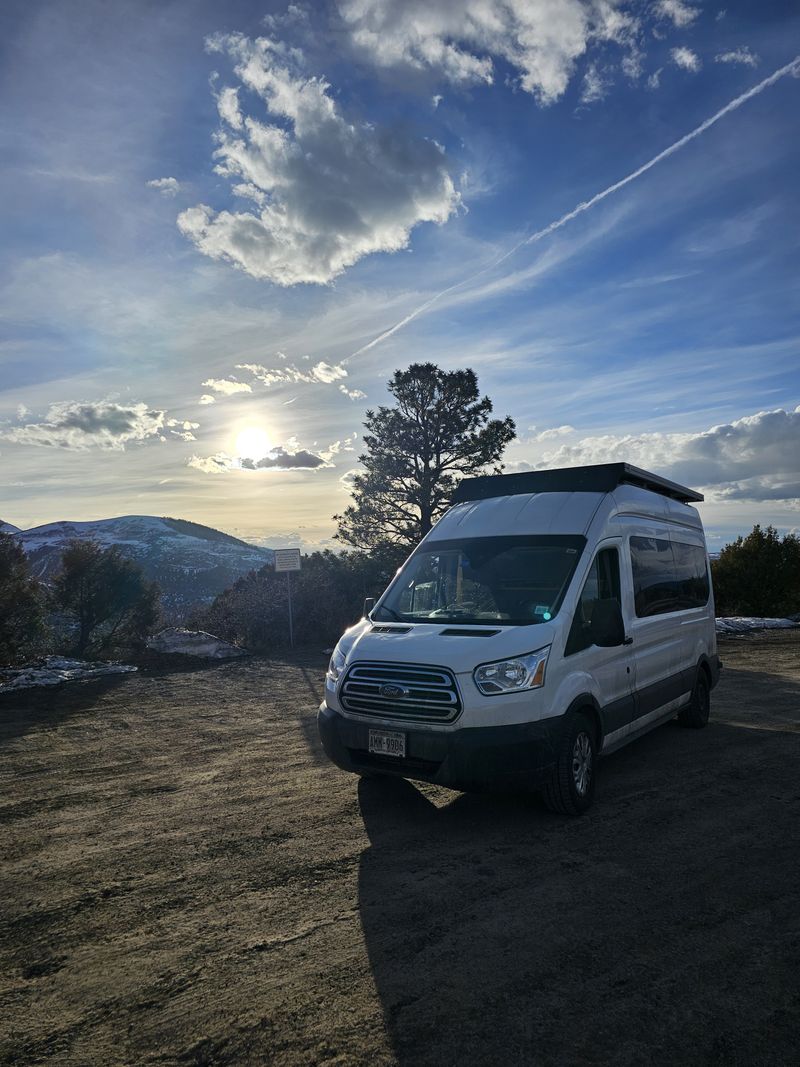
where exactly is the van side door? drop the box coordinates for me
[626,535,696,726]
[564,542,635,744]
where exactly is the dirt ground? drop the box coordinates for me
[1,631,799,1067]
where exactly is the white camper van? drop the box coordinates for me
[318,464,721,814]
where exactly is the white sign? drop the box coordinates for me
[274,548,302,572]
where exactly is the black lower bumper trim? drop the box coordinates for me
[348,749,443,775]
[319,703,561,792]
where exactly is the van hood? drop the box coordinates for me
[336,618,558,676]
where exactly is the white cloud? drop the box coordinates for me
[655,1,699,28]
[671,47,701,73]
[339,385,367,400]
[147,176,181,197]
[198,394,216,405]
[580,62,610,104]
[310,361,348,384]
[529,424,576,441]
[338,467,362,493]
[187,452,232,474]
[167,418,200,442]
[201,377,252,395]
[621,48,644,81]
[523,406,800,502]
[337,0,639,105]
[177,33,460,285]
[319,439,343,462]
[1,400,166,451]
[216,85,243,128]
[715,47,759,68]
[647,66,663,89]
[188,440,332,473]
[237,360,348,387]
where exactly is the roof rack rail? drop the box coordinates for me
[452,463,703,505]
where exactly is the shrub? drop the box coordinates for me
[196,548,403,651]
[53,540,161,656]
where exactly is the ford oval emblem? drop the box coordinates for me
[380,683,409,699]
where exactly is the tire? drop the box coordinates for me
[678,670,711,729]
[543,712,596,815]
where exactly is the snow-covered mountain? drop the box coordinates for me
[0,520,21,535]
[4,515,273,619]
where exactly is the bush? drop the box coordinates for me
[195,548,403,651]
[0,532,47,666]
[711,525,800,617]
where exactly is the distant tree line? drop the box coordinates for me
[711,525,800,618]
[191,549,402,652]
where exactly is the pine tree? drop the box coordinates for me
[334,363,515,552]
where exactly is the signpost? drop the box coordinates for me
[274,548,302,648]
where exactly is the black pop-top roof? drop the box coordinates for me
[452,463,704,505]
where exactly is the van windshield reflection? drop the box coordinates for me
[374,535,586,626]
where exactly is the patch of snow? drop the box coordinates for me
[716,617,799,634]
[0,657,138,691]
[146,627,247,659]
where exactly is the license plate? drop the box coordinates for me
[368,729,406,758]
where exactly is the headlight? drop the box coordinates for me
[326,646,346,683]
[474,646,550,696]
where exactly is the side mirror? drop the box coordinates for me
[363,597,376,618]
[590,599,626,647]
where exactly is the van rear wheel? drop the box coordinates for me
[543,712,596,815]
[678,670,711,729]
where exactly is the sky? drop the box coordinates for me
[1,0,798,552]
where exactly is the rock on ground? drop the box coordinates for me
[146,627,247,659]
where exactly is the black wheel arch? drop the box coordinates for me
[696,653,720,689]
[562,694,603,750]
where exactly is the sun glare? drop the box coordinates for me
[235,426,272,460]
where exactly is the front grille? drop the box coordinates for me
[340,661,461,722]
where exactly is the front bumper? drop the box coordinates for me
[317,702,562,793]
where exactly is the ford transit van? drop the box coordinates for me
[318,463,721,814]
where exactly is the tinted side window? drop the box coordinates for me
[672,541,710,609]
[630,537,709,617]
[630,537,675,616]
[565,548,621,655]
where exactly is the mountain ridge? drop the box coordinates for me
[5,514,274,619]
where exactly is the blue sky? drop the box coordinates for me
[1,0,798,550]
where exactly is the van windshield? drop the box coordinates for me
[374,535,586,626]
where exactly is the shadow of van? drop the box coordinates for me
[356,695,800,1066]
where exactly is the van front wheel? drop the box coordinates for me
[543,713,596,815]
[678,670,711,729]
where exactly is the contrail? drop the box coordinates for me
[348,55,800,362]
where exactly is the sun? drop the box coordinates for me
[235,426,272,460]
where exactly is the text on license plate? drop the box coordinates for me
[368,729,406,758]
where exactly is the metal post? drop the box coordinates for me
[286,571,294,649]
